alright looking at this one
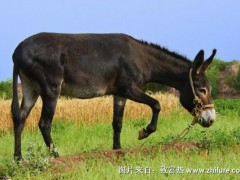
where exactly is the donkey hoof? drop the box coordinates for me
[138,129,149,140]
[50,148,60,158]
[14,156,23,162]
[51,152,59,158]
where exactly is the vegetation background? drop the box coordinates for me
[0,59,240,179]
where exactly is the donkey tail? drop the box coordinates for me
[11,62,20,124]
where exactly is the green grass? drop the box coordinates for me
[0,80,12,100]
[1,100,240,179]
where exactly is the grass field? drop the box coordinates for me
[0,93,178,132]
[0,93,240,179]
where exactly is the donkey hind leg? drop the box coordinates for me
[112,96,127,149]
[14,86,39,160]
[39,90,60,158]
[124,86,161,140]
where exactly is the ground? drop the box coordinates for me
[50,142,199,169]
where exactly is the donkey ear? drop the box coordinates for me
[192,50,204,74]
[200,49,217,73]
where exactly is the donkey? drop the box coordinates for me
[11,33,216,160]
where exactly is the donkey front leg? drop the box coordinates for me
[138,99,161,140]
[123,86,161,140]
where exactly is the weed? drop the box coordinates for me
[233,128,240,143]
[214,99,240,115]
[1,140,50,177]
[160,134,177,145]
[131,118,147,128]
[189,129,239,151]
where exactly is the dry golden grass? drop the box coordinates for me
[0,93,180,132]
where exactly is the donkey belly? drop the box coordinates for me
[60,82,110,99]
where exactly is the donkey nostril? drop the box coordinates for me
[198,117,203,124]
[209,119,214,125]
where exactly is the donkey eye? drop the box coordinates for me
[198,88,207,95]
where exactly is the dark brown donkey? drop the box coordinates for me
[11,33,216,160]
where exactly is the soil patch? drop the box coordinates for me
[51,142,199,169]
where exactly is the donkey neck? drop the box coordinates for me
[146,44,192,90]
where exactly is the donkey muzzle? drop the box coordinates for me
[198,108,216,127]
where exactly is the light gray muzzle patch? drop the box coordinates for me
[198,108,216,127]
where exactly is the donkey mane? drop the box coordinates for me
[131,37,191,64]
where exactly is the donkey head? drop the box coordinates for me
[180,49,217,127]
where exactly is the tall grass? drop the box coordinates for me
[0,93,180,133]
